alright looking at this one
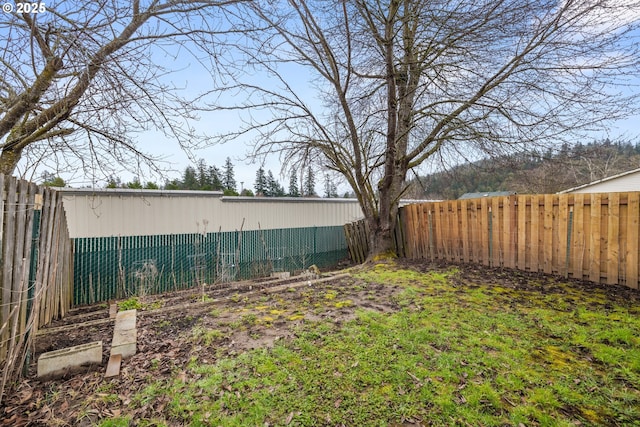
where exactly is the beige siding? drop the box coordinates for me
[568,173,640,193]
[61,189,364,238]
[560,169,640,194]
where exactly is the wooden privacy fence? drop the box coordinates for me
[344,220,370,264]
[343,218,405,264]
[0,174,73,402]
[399,193,640,289]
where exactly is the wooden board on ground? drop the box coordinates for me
[105,353,122,378]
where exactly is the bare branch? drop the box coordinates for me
[0,0,247,179]
[210,0,640,256]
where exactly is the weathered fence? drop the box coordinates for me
[399,193,640,289]
[73,225,348,305]
[343,218,405,264]
[0,175,73,402]
[344,220,370,264]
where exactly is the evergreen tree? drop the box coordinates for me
[223,188,240,196]
[323,174,338,198]
[164,179,180,190]
[182,166,198,190]
[267,170,285,197]
[288,171,300,197]
[254,167,268,196]
[126,178,143,189]
[106,176,122,188]
[41,171,66,187]
[223,157,237,192]
[304,166,316,196]
[208,165,223,191]
[196,159,210,190]
[106,175,121,188]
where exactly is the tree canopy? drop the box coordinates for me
[0,0,242,179]
[4,0,640,258]
[213,0,640,256]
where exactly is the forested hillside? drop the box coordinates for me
[409,140,640,200]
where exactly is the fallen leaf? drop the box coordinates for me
[18,390,33,405]
[285,411,294,425]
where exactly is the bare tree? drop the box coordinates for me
[0,0,242,180]
[505,139,640,193]
[213,0,640,259]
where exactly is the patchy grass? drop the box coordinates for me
[118,296,143,311]
[97,263,639,425]
[118,296,163,311]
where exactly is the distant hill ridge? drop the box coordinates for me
[409,139,640,200]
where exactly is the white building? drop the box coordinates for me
[558,168,640,194]
[60,188,365,238]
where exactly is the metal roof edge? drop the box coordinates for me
[220,196,360,203]
[59,188,225,197]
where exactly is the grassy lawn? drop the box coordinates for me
[101,262,640,426]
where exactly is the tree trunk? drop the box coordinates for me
[366,214,396,261]
[366,169,405,261]
[0,146,23,176]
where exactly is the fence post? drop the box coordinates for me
[313,226,317,265]
[23,193,41,374]
[625,193,639,289]
[510,195,518,269]
[488,205,493,267]
[428,209,434,260]
[589,194,602,283]
[607,193,620,285]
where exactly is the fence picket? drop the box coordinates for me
[490,198,500,267]
[543,194,554,274]
[0,176,73,403]
[480,198,489,266]
[502,196,512,268]
[626,193,639,289]
[529,196,539,272]
[589,194,602,282]
[459,200,468,262]
[1,177,17,360]
[607,193,620,285]
[558,194,570,277]
[516,195,528,270]
[406,207,415,258]
[450,201,459,261]
[573,194,586,278]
